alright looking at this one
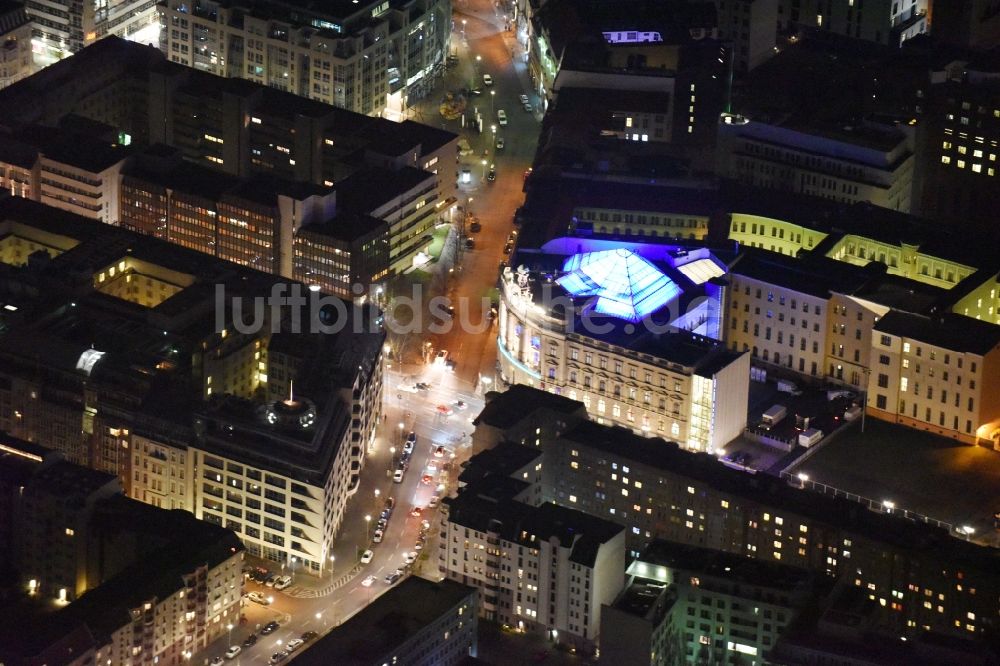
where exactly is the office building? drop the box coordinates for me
[0,37,458,278]
[26,0,158,60]
[498,243,748,453]
[0,196,385,573]
[867,310,1000,445]
[777,0,928,46]
[464,398,1000,641]
[293,577,479,666]
[933,0,1000,51]
[600,539,813,665]
[157,0,451,118]
[0,438,244,665]
[441,445,626,654]
[0,2,31,90]
[717,113,915,212]
[715,0,780,75]
[293,212,389,299]
[914,59,1000,244]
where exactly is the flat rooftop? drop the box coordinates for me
[874,310,1000,355]
[292,577,476,666]
[473,384,584,430]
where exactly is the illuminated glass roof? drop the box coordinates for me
[557,249,680,322]
[676,258,725,285]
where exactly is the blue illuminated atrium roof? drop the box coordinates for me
[556,249,680,322]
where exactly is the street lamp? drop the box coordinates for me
[365,514,372,541]
[329,554,335,578]
[390,446,397,469]
[374,488,381,501]
[882,500,895,513]
[960,525,975,540]
[398,421,405,444]
[796,472,809,488]
[491,123,496,135]
[227,623,234,646]
[481,158,488,178]
[461,19,466,38]
[490,90,495,116]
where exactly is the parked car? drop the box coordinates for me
[519,94,529,104]
[225,646,242,659]
[261,621,280,635]
[362,575,377,587]
[393,469,404,483]
[269,652,287,664]
[211,657,224,666]
[403,551,418,565]
[415,382,431,391]
[385,570,403,584]
[264,573,277,586]
[242,634,258,648]
[497,109,507,125]
[496,137,505,150]
[523,102,533,113]
[453,400,468,411]
[285,639,304,653]
[483,74,493,86]
[373,529,384,543]
[361,549,374,564]
[301,631,318,642]
[273,575,292,590]
[487,168,496,182]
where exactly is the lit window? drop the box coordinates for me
[941,156,951,164]
[65,528,74,536]
[251,117,262,124]
[569,495,577,503]
[972,164,982,173]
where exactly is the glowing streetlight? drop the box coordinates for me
[481,158,488,178]
[374,488,381,500]
[461,18,466,37]
[960,525,975,540]
[882,500,895,512]
[227,623,234,646]
[796,472,809,487]
[365,514,372,541]
[490,89,495,115]
[390,445,397,469]
[329,554,335,577]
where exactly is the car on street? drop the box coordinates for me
[302,631,318,642]
[377,517,387,530]
[421,474,434,485]
[246,591,270,605]
[429,495,439,508]
[465,238,475,250]
[225,646,242,659]
[519,94,529,104]
[273,575,291,589]
[410,506,423,517]
[487,168,496,182]
[453,400,468,411]
[415,382,431,391]
[385,496,395,511]
[469,221,482,232]
[286,639,304,652]
[402,440,414,455]
[385,570,403,584]
[211,657,224,666]
[373,529,384,543]
[436,404,454,416]
[261,621,280,635]
[483,74,493,86]
[404,551,418,565]
[264,573,277,586]
[414,539,425,551]
[497,109,507,125]
[434,349,449,365]
[362,575,377,587]
[242,634,258,648]
[523,102,533,113]
[361,549,374,564]
[393,469,404,483]
[269,652,287,664]
[421,519,431,531]
[433,445,445,457]
[467,87,481,95]
[397,383,419,393]
[496,137,505,150]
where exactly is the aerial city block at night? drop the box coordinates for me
[1,0,1000,663]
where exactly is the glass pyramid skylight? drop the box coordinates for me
[557,249,680,322]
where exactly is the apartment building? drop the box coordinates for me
[777,0,928,46]
[715,0,779,75]
[157,0,451,118]
[0,136,33,197]
[294,577,479,666]
[717,115,915,212]
[601,539,813,665]
[441,446,625,654]
[470,384,588,454]
[531,416,1000,640]
[867,310,1000,446]
[26,0,158,59]
[0,438,244,665]
[0,197,385,574]
[498,249,748,453]
[0,2,32,90]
